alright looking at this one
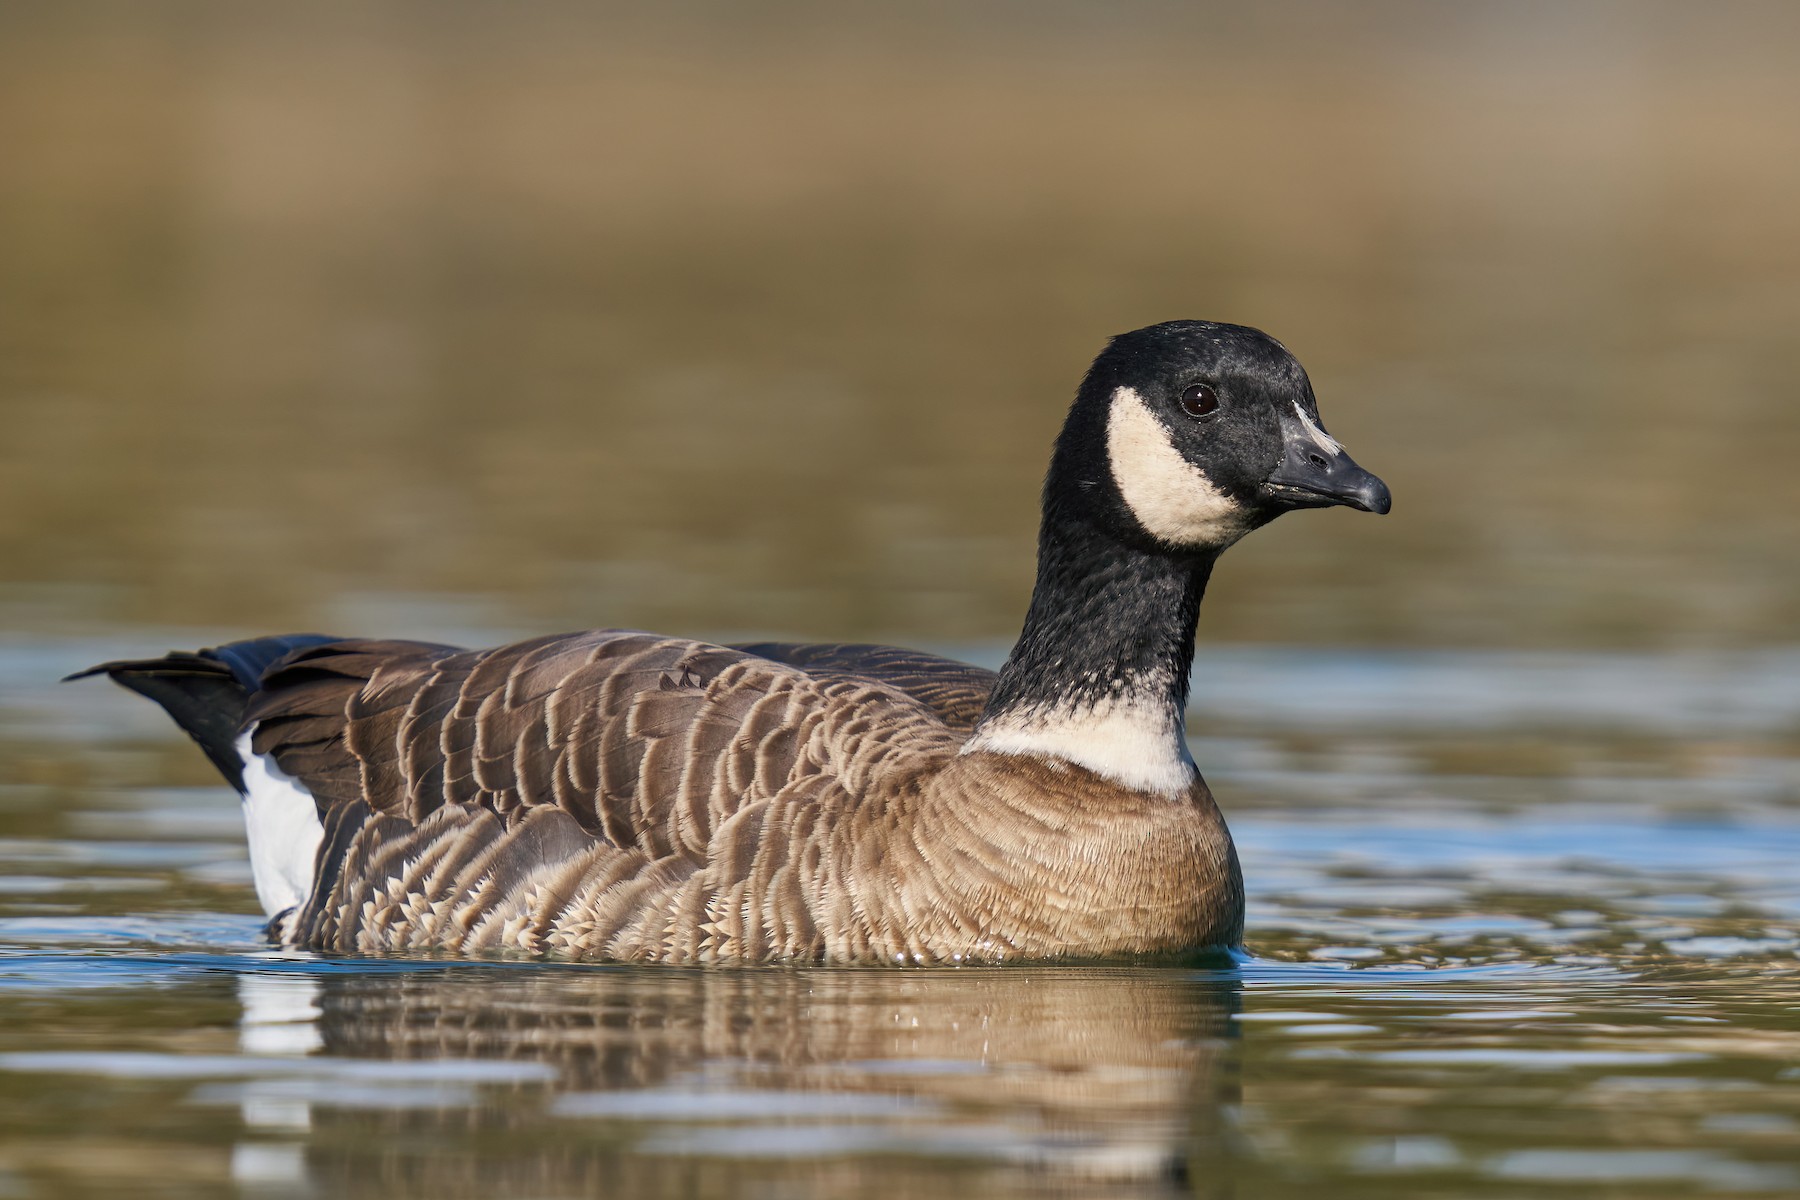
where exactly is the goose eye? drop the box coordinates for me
[1179,383,1219,418]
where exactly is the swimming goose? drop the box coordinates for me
[74,321,1389,963]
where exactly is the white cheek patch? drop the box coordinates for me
[1106,386,1249,548]
[235,730,324,918]
[1292,401,1343,456]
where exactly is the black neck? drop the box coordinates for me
[977,512,1215,728]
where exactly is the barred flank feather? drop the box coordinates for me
[221,630,1239,963]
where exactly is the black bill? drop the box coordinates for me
[1265,407,1392,514]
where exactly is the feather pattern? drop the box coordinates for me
[239,630,1239,962]
[730,642,998,731]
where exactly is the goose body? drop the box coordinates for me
[76,321,1388,964]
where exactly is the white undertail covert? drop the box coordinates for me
[233,730,323,917]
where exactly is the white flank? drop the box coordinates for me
[234,730,324,918]
[965,697,1197,795]
[1106,386,1247,548]
[1292,400,1343,455]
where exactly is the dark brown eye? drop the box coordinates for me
[1179,383,1219,417]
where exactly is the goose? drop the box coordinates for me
[73,320,1389,964]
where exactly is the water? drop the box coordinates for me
[3,634,1797,1198]
[5,3,1800,1195]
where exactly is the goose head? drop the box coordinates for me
[1048,320,1390,554]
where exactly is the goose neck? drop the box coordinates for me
[968,519,1214,794]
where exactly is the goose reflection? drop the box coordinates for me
[232,965,1244,1199]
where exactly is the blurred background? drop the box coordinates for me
[4,6,1800,1198]
[4,0,1797,651]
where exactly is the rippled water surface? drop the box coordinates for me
[3,636,1797,1198]
[5,3,1800,1195]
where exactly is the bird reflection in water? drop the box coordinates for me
[226,965,1244,1198]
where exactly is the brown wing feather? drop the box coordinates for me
[730,641,996,732]
[244,630,960,861]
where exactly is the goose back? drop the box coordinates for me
[730,641,997,731]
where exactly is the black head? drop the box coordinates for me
[1046,320,1390,553]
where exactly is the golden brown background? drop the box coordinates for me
[4,1,1798,650]
[3,11,1800,1199]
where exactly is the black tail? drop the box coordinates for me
[66,634,342,793]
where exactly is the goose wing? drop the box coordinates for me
[242,630,962,863]
[730,641,996,732]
